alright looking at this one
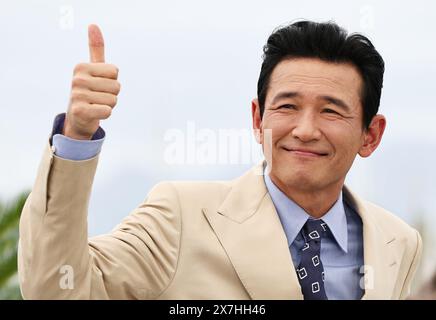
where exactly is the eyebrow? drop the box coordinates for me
[271,91,301,105]
[319,95,351,113]
[271,91,352,113]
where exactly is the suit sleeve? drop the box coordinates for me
[399,229,423,299]
[18,142,181,299]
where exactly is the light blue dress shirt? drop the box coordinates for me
[51,113,105,160]
[53,134,105,160]
[50,113,364,299]
[264,170,364,299]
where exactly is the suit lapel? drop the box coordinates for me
[343,187,402,299]
[203,162,303,300]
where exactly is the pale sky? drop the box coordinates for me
[1,0,435,277]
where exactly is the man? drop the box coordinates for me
[18,21,422,300]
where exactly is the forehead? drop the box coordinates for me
[267,58,363,107]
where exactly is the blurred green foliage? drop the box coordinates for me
[0,191,29,300]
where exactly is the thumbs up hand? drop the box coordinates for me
[64,24,121,140]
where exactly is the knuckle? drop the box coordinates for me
[71,90,87,102]
[70,105,85,118]
[73,63,88,74]
[72,76,87,88]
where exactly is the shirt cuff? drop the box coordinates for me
[50,113,105,161]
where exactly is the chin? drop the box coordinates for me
[278,170,320,190]
[288,177,320,191]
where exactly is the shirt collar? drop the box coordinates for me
[263,166,348,253]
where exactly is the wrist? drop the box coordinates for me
[64,131,93,140]
[63,119,93,140]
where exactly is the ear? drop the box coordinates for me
[251,98,263,144]
[358,114,387,158]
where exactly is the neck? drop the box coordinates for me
[269,174,344,219]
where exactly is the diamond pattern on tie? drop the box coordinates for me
[296,219,329,300]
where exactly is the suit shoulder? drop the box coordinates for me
[363,199,420,245]
[147,179,233,207]
[156,179,233,193]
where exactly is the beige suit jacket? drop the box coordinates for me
[18,142,422,299]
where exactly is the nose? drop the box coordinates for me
[291,112,322,142]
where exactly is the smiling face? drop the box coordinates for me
[252,57,386,194]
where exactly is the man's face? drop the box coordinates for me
[252,57,385,193]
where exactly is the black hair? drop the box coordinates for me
[257,20,385,129]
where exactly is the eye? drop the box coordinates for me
[278,104,296,110]
[323,108,340,115]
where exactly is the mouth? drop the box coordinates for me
[281,147,329,158]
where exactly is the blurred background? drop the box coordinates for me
[0,0,435,299]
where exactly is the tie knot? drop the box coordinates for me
[302,219,328,242]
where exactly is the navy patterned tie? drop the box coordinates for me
[295,219,328,300]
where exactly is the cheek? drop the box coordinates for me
[325,124,362,160]
[262,116,292,145]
